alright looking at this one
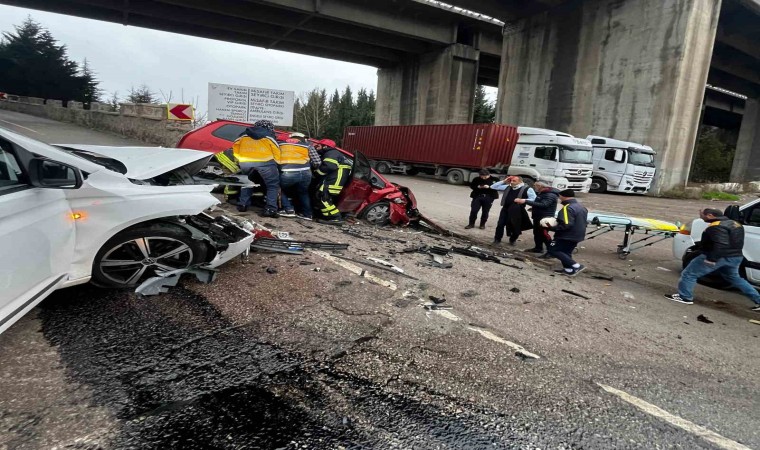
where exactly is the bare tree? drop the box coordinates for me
[295,88,328,138]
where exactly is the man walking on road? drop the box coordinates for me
[491,176,535,245]
[666,208,760,311]
[466,169,500,229]
[515,181,559,254]
[546,189,588,276]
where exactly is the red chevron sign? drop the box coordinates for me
[167,103,193,121]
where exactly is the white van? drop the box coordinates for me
[673,199,760,288]
[508,127,594,192]
[587,136,657,194]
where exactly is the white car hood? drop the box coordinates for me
[54,144,213,180]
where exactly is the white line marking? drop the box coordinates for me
[310,250,397,291]
[468,327,541,359]
[0,119,41,134]
[598,383,751,450]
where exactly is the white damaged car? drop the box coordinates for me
[0,128,253,335]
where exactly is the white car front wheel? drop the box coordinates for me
[92,224,208,288]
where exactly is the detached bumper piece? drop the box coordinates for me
[136,267,218,296]
[251,238,349,255]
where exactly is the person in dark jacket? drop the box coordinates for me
[491,176,536,245]
[466,169,500,229]
[666,208,760,310]
[515,181,559,253]
[545,189,588,276]
[313,139,352,224]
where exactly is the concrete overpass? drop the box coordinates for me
[445,0,760,188]
[2,0,759,190]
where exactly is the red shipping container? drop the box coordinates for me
[342,124,519,169]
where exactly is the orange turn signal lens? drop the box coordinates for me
[678,224,690,235]
[71,212,84,220]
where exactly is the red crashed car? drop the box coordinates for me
[177,120,419,225]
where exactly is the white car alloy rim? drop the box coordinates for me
[99,237,194,285]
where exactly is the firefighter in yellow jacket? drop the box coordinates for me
[232,120,281,217]
[314,139,352,224]
[278,133,321,219]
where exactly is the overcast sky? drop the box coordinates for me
[0,5,380,115]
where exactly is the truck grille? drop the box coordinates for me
[632,172,654,184]
[563,169,593,179]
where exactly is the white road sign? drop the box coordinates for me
[208,83,294,126]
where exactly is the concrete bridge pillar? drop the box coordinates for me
[729,98,760,182]
[495,0,721,194]
[375,44,479,125]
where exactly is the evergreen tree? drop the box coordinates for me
[473,85,495,124]
[0,17,94,101]
[126,84,158,104]
[80,58,101,106]
[108,91,120,112]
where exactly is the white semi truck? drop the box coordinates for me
[511,127,594,192]
[586,135,657,194]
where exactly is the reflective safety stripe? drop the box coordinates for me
[237,156,274,163]
[316,170,326,176]
[328,165,352,192]
[215,152,239,173]
[323,158,340,166]
[562,205,569,224]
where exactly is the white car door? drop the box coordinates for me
[0,140,76,335]
[741,202,760,284]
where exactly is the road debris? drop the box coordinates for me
[656,267,671,272]
[136,267,218,296]
[510,287,520,293]
[591,274,615,281]
[423,303,452,311]
[697,314,714,324]
[266,267,278,274]
[562,289,590,300]
[621,291,635,300]
[460,290,479,298]
[329,254,419,280]
[749,320,760,326]
[424,254,453,269]
[366,257,405,274]
[429,295,446,304]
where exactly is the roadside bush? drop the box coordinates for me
[701,191,740,201]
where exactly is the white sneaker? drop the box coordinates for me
[664,294,693,305]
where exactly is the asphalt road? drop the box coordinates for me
[1,110,759,450]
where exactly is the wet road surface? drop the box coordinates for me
[2,110,759,449]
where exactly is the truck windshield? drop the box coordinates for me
[559,146,593,164]
[628,150,655,167]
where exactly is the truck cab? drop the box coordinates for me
[508,127,594,192]
[587,136,656,194]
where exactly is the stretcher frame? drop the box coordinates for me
[585,214,678,259]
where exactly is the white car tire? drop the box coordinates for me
[92,223,208,288]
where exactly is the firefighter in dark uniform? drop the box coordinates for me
[314,139,352,223]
